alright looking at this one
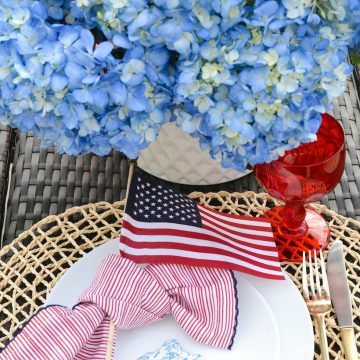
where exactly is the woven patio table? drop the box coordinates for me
[2,76,360,247]
[0,126,12,237]
[0,192,359,359]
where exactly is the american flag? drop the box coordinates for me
[120,170,284,280]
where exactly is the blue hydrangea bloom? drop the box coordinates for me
[0,1,174,159]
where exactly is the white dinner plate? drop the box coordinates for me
[45,239,313,360]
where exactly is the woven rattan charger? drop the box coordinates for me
[0,191,359,359]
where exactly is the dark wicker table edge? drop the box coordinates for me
[1,74,360,246]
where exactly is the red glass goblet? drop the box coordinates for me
[254,114,345,262]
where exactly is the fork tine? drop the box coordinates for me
[302,252,331,360]
[302,252,310,299]
[314,250,322,297]
[320,249,330,296]
[308,250,316,298]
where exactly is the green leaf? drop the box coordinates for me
[350,51,360,66]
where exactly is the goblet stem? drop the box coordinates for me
[281,202,308,237]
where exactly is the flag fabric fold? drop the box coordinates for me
[1,255,237,360]
[120,170,284,280]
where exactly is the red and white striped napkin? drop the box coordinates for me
[1,255,237,359]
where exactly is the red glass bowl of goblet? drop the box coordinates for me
[254,114,345,262]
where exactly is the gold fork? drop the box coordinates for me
[302,250,332,360]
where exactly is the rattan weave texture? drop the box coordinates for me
[354,66,360,92]
[0,126,13,235]
[3,77,360,245]
[324,76,360,220]
[2,135,261,245]
[0,192,359,359]
[3,132,128,243]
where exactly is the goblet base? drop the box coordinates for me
[264,206,330,262]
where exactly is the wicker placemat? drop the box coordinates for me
[0,192,359,359]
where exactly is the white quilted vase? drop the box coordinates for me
[138,122,249,185]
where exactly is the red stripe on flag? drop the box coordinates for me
[198,206,273,233]
[120,251,284,280]
[120,235,281,272]
[122,220,279,253]
[201,223,276,251]
[201,216,274,242]
[197,203,271,223]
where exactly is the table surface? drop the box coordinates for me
[0,191,359,359]
[2,76,360,247]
